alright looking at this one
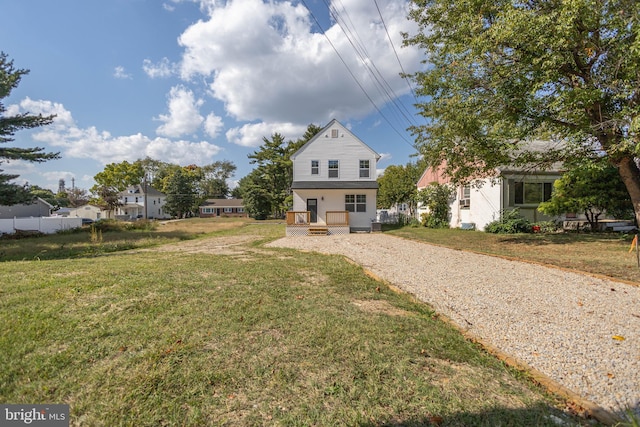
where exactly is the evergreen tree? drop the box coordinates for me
[0,52,59,204]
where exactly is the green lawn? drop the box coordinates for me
[0,220,593,426]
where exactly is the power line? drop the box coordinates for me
[327,0,419,128]
[299,0,417,149]
[373,0,420,107]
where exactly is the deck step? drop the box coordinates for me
[308,227,329,236]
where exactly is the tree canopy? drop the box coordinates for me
[90,158,237,217]
[538,161,633,230]
[376,162,424,215]
[0,52,59,204]
[404,0,640,217]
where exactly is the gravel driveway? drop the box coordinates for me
[267,233,640,422]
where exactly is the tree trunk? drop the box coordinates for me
[616,156,640,226]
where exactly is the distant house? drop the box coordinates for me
[417,142,564,231]
[68,204,107,221]
[287,119,381,235]
[199,199,247,218]
[0,197,54,219]
[115,185,171,220]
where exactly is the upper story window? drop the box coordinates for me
[311,160,319,175]
[331,129,339,138]
[359,160,370,178]
[328,160,339,178]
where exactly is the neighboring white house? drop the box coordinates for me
[417,146,564,231]
[115,185,171,220]
[287,119,381,235]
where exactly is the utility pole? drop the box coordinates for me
[143,174,148,219]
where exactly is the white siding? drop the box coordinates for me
[293,123,378,183]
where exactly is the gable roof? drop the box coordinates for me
[119,185,165,197]
[200,198,244,208]
[417,140,566,188]
[291,119,381,161]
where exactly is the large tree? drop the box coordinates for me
[404,1,640,219]
[198,160,237,199]
[162,167,198,218]
[377,162,425,215]
[0,52,59,204]
[91,160,145,216]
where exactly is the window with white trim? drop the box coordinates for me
[311,160,319,175]
[328,160,339,178]
[359,160,370,178]
[331,129,339,138]
[345,194,366,212]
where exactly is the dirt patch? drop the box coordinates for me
[145,235,259,255]
[156,219,247,234]
[351,299,412,317]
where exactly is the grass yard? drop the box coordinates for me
[0,219,594,426]
[388,226,640,285]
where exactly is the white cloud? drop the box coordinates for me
[114,66,132,79]
[204,113,224,138]
[155,85,204,138]
[143,57,177,78]
[7,98,74,127]
[226,122,308,147]
[177,0,422,133]
[8,99,222,168]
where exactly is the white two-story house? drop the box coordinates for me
[287,119,380,235]
[115,185,172,220]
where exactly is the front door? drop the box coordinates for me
[307,199,318,223]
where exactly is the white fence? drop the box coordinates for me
[0,217,82,235]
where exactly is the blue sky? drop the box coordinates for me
[2,0,424,194]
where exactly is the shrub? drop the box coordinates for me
[485,209,531,234]
[416,183,453,229]
[420,212,450,229]
[125,219,157,231]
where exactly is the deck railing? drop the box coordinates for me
[285,210,349,226]
[286,211,310,225]
[326,210,349,226]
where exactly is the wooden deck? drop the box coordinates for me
[286,211,350,236]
